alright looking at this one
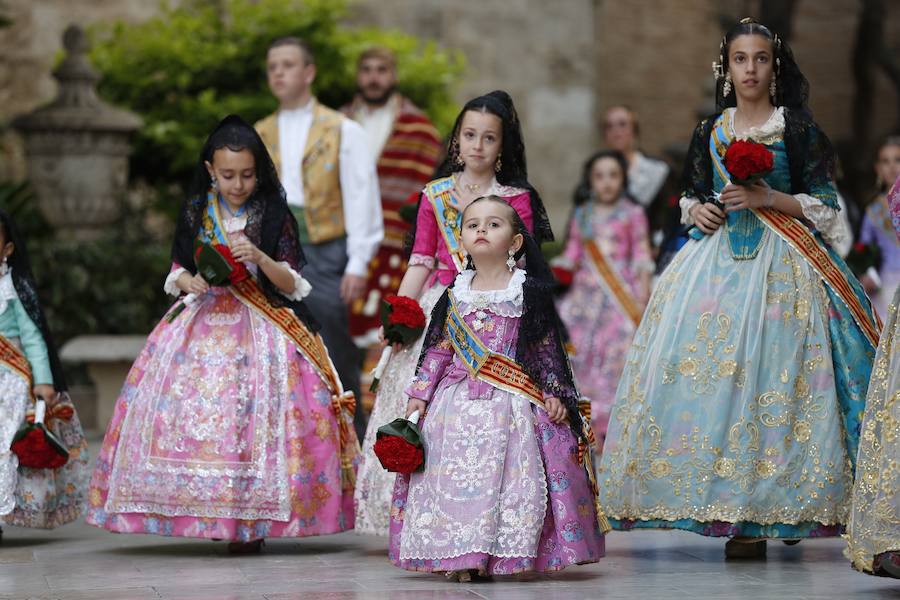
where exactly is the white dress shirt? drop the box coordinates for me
[356,96,398,159]
[278,100,383,277]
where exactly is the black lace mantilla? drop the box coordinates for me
[172,115,318,330]
[681,108,836,206]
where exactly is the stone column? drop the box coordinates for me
[12,24,142,240]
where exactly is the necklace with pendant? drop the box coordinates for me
[456,173,492,196]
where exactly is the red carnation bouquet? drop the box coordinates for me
[373,409,425,474]
[10,399,69,469]
[166,242,251,322]
[690,139,775,241]
[370,295,426,392]
[723,139,774,186]
[551,265,574,289]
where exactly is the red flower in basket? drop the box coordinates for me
[723,140,774,186]
[373,435,424,474]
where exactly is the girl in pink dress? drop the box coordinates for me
[390,196,605,581]
[555,151,653,448]
[86,116,359,553]
[354,91,554,536]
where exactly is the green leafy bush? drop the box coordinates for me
[88,0,463,214]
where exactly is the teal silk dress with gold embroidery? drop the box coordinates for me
[598,108,879,539]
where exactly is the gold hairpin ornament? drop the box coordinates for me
[712,61,724,80]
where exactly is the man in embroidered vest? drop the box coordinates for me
[256,37,383,439]
[340,47,442,347]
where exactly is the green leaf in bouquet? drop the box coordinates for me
[195,243,233,286]
[376,417,424,448]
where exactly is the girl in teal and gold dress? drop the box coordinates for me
[597,18,881,558]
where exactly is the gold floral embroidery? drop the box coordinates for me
[847,300,900,572]
[662,312,744,395]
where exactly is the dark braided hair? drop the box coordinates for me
[406,91,554,251]
[714,17,810,113]
[572,150,630,207]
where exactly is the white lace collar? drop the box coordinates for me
[452,268,525,315]
[0,269,16,314]
[726,106,785,143]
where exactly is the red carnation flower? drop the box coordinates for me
[385,295,427,329]
[213,243,251,284]
[723,140,774,186]
[552,266,574,287]
[11,427,68,469]
[373,435,424,474]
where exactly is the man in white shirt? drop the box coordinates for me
[256,37,383,438]
[340,47,442,348]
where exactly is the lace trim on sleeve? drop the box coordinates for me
[680,196,700,225]
[164,267,187,297]
[408,253,436,269]
[795,193,845,248]
[277,261,313,301]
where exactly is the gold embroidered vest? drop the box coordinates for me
[255,100,345,243]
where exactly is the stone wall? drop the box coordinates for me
[2,0,898,229]
[346,0,597,229]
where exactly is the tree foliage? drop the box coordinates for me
[88,0,463,211]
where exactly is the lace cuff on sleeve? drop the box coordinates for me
[408,253,436,269]
[680,196,700,225]
[277,261,313,301]
[164,267,187,297]
[794,193,845,248]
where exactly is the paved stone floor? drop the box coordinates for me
[2,437,899,600]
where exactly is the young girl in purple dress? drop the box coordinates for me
[389,195,606,581]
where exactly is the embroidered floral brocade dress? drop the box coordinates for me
[0,272,89,529]
[847,178,900,573]
[598,108,878,539]
[388,269,604,574]
[86,210,357,541]
[556,199,653,444]
[353,182,534,536]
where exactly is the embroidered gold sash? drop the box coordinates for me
[0,334,31,386]
[584,239,643,327]
[424,177,466,272]
[753,207,882,348]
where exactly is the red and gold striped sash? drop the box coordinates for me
[230,278,359,490]
[753,207,882,347]
[0,334,32,386]
[584,239,643,327]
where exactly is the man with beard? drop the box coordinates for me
[340,47,442,349]
[256,37,383,439]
